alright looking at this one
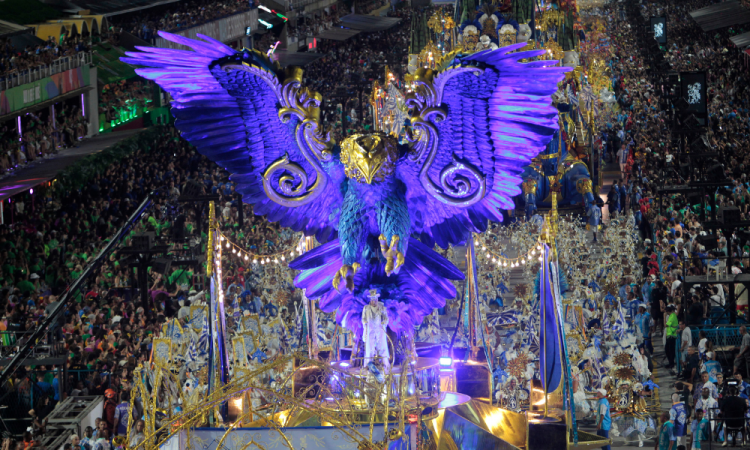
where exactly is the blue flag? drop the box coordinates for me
[540,244,563,395]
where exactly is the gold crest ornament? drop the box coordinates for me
[340,133,400,184]
[543,39,565,61]
[521,179,538,196]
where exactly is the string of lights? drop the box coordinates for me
[473,234,545,268]
[215,237,224,305]
[218,232,304,265]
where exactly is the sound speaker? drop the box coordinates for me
[696,234,718,250]
[181,180,205,197]
[153,258,172,275]
[132,232,155,251]
[719,206,741,224]
[706,164,725,181]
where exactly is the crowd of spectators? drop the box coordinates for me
[286,6,346,41]
[0,122,306,441]
[0,100,87,178]
[99,80,154,126]
[0,36,91,82]
[301,8,411,140]
[285,0,388,40]
[599,0,750,445]
[112,0,253,44]
[0,5,421,439]
[1,0,253,81]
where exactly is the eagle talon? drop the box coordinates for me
[379,234,404,276]
[332,263,360,293]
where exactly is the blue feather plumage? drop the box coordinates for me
[123,33,569,337]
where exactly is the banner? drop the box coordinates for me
[680,71,707,116]
[649,16,667,45]
[0,65,90,116]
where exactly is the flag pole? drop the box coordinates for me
[542,245,548,418]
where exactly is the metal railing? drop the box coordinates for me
[0,330,66,359]
[0,52,92,91]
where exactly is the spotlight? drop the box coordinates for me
[439,357,452,367]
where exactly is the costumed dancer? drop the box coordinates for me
[670,392,688,447]
[571,366,592,417]
[362,289,390,369]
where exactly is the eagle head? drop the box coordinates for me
[340,132,399,184]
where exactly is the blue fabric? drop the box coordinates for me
[596,428,611,450]
[52,377,60,401]
[704,360,721,382]
[540,246,563,394]
[597,398,612,431]
[637,312,651,337]
[658,422,675,450]
[671,402,688,436]
[35,381,51,397]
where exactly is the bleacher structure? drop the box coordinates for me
[39,396,103,448]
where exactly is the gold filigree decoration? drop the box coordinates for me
[218,56,333,208]
[521,179,537,196]
[514,283,529,298]
[576,179,593,195]
[542,39,564,61]
[427,11,454,33]
[403,66,488,207]
[537,9,565,31]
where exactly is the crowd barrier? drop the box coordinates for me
[0,52,92,92]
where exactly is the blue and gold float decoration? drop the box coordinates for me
[123,33,570,341]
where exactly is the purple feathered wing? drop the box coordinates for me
[401,44,572,248]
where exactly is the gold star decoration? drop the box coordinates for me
[507,353,530,380]
[613,352,631,367]
[614,367,636,382]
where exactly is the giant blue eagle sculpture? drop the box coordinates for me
[124,33,571,338]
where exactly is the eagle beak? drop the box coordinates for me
[356,154,382,184]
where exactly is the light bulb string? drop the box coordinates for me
[216,232,303,265]
[472,233,544,267]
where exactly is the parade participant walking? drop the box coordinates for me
[670,392,688,447]
[657,411,676,450]
[596,389,612,450]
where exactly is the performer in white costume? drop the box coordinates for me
[362,289,390,368]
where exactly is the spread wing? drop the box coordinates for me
[400,44,571,248]
[122,32,344,242]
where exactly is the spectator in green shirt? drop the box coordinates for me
[665,304,678,369]
[168,267,192,290]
